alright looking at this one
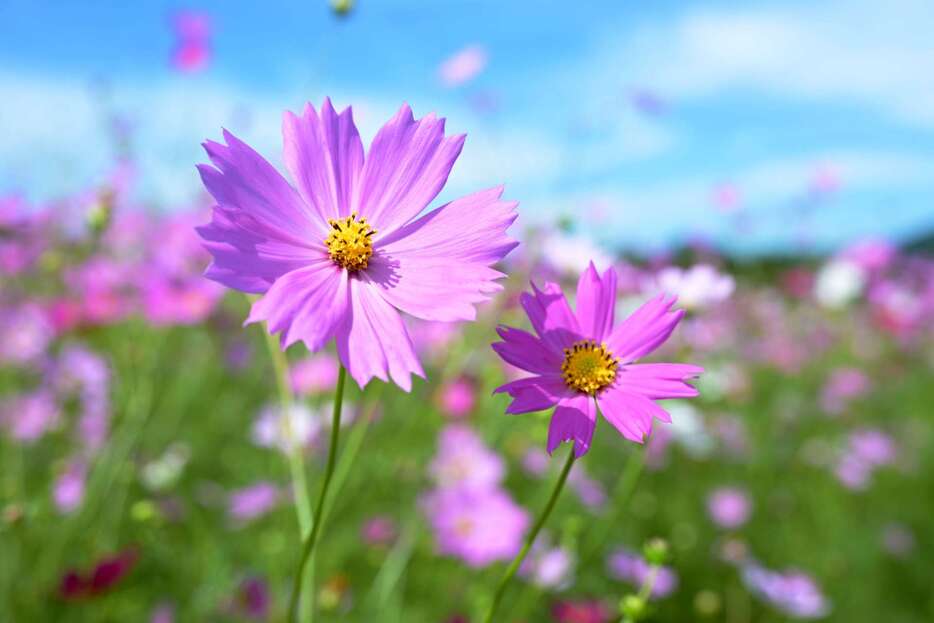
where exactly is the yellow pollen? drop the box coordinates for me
[561,339,619,395]
[325,212,376,271]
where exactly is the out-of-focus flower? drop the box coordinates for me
[140,444,190,492]
[252,403,322,453]
[435,376,476,419]
[494,263,702,456]
[607,547,678,599]
[53,344,111,451]
[53,459,87,514]
[422,487,528,568]
[551,599,611,623]
[540,233,613,276]
[290,353,339,396]
[1,390,60,442]
[833,428,896,491]
[228,482,281,523]
[819,367,870,415]
[519,536,574,589]
[881,522,915,558]
[196,99,518,391]
[230,576,269,620]
[361,515,397,546]
[651,264,735,310]
[170,11,212,73]
[840,238,896,274]
[60,549,139,600]
[809,165,841,197]
[712,183,741,214]
[707,487,752,529]
[0,304,52,365]
[438,44,488,87]
[150,603,174,623]
[741,563,830,619]
[814,260,865,308]
[429,424,504,491]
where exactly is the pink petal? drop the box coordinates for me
[606,295,684,363]
[520,282,582,353]
[282,99,363,225]
[547,393,596,457]
[494,375,570,414]
[336,279,425,391]
[246,261,348,351]
[197,206,325,293]
[597,387,671,444]
[199,129,326,240]
[353,104,465,232]
[492,326,562,375]
[575,262,617,342]
[615,363,703,399]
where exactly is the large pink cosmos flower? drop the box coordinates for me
[197,99,518,390]
[493,262,701,456]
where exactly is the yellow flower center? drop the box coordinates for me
[325,212,376,271]
[561,339,619,395]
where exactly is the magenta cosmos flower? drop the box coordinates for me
[197,99,518,389]
[493,262,701,456]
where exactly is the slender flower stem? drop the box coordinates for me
[260,326,312,537]
[288,365,347,623]
[482,445,576,623]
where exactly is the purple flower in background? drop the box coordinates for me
[819,367,870,415]
[438,44,488,87]
[289,353,339,395]
[60,548,139,600]
[519,536,574,589]
[150,603,174,623]
[422,487,528,568]
[607,548,678,599]
[436,376,476,419]
[252,403,322,453]
[197,99,518,390]
[429,424,504,491]
[881,522,915,558]
[170,10,211,73]
[53,344,111,451]
[551,599,611,623]
[53,459,87,514]
[1,390,59,442]
[493,262,702,456]
[741,564,830,619]
[361,515,397,546]
[230,576,270,620]
[228,482,281,523]
[833,428,897,491]
[0,304,52,365]
[707,487,752,529]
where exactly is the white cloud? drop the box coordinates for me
[608,0,934,127]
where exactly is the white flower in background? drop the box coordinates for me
[814,259,866,308]
[252,403,322,453]
[542,232,614,275]
[652,264,735,310]
[665,402,714,459]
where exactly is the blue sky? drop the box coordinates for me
[1,0,933,253]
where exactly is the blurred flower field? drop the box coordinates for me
[0,168,932,622]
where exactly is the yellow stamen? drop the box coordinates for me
[561,339,618,395]
[325,212,376,271]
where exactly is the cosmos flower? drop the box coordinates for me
[492,262,702,457]
[741,564,829,619]
[435,376,477,419]
[60,549,139,600]
[438,44,488,87]
[197,99,518,390]
[707,487,752,529]
[361,515,397,546]
[519,535,575,589]
[289,353,339,396]
[429,424,504,492]
[53,459,87,514]
[228,482,281,523]
[421,486,528,568]
[551,599,611,623]
[607,548,678,599]
[651,264,735,310]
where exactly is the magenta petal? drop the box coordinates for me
[282,99,363,224]
[547,393,596,457]
[597,387,671,444]
[336,279,424,391]
[354,104,465,232]
[246,261,348,351]
[199,129,325,239]
[606,295,684,363]
[616,363,703,399]
[492,326,562,375]
[575,262,617,342]
[521,282,582,353]
[494,375,569,414]
[366,186,518,321]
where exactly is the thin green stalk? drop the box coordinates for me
[288,365,347,623]
[260,327,312,537]
[482,445,576,623]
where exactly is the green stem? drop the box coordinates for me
[288,365,347,623]
[482,445,576,623]
[260,328,312,537]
